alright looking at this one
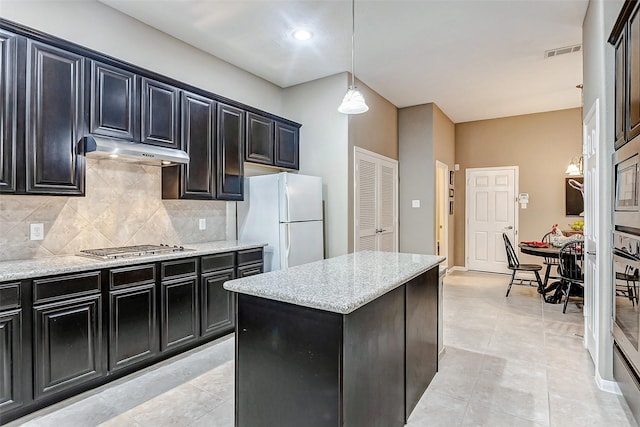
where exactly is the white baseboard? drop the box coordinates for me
[438,346,446,361]
[448,266,468,273]
[595,370,622,395]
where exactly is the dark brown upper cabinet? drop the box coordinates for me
[141,77,179,148]
[217,103,245,200]
[0,30,17,193]
[89,61,139,141]
[628,5,640,143]
[25,40,85,195]
[615,31,626,149]
[245,112,274,165]
[275,121,299,170]
[163,91,216,200]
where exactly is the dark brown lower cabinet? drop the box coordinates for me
[33,294,102,400]
[109,283,157,371]
[0,309,21,413]
[161,277,198,351]
[201,268,235,338]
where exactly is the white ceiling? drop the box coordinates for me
[98,0,588,123]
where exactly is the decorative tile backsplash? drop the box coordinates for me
[0,159,231,262]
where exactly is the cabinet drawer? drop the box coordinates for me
[33,271,101,304]
[237,263,263,278]
[237,248,263,266]
[110,264,156,289]
[0,282,20,310]
[202,252,235,274]
[161,258,198,280]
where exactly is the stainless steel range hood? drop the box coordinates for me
[84,135,189,167]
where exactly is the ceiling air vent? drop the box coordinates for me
[544,44,582,59]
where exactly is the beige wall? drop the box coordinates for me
[399,104,435,254]
[398,103,455,260]
[433,105,456,265]
[453,108,583,267]
[347,78,399,252]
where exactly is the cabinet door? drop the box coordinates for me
[628,6,640,141]
[0,309,21,413]
[90,61,138,141]
[201,268,235,338]
[245,112,274,165]
[274,121,299,170]
[141,77,179,148]
[216,103,245,200]
[109,283,157,372]
[161,277,198,351]
[180,91,216,199]
[0,30,17,193]
[616,32,626,149]
[33,294,102,400]
[25,40,85,195]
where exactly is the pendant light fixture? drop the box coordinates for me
[338,0,369,114]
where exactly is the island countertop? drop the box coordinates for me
[223,250,444,314]
[0,240,266,282]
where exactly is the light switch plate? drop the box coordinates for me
[411,200,421,208]
[30,223,44,241]
[199,218,206,230]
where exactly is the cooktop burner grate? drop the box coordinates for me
[78,244,189,260]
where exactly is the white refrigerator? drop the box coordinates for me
[237,172,324,272]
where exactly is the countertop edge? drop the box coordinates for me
[0,241,267,282]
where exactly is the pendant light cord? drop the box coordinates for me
[351,0,356,89]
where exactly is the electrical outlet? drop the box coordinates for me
[411,200,421,208]
[199,218,206,230]
[30,223,44,241]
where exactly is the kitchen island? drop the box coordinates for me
[224,251,444,427]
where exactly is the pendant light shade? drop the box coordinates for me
[338,87,369,114]
[338,0,368,114]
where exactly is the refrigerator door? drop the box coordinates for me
[279,221,324,269]
[279,173,323,222]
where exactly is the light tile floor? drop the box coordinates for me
[7,271,638,426]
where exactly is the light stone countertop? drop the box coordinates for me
[0,241,266,282]
[223,251,444,314]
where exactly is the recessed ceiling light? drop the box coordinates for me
[292,29,313,41]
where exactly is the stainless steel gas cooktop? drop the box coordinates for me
[78,244,190,260]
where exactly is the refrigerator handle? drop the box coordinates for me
[285,223,291,261]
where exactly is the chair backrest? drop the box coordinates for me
[502,233,519,269]
[541,232,559,265]
[559,241,583,281]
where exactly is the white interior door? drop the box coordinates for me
[466,167,518,274]
[355,147,398,252]
[583,100,599,363]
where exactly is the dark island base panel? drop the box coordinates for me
[235,267,438,427]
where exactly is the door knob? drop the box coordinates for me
[504,226,513,230]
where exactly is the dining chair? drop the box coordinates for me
[541,232,561,287]
[502,233,544,297]
[558,241,585,313]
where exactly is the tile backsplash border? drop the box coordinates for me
[0,159,232,262]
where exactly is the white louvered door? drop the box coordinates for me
[355,147,398,252]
